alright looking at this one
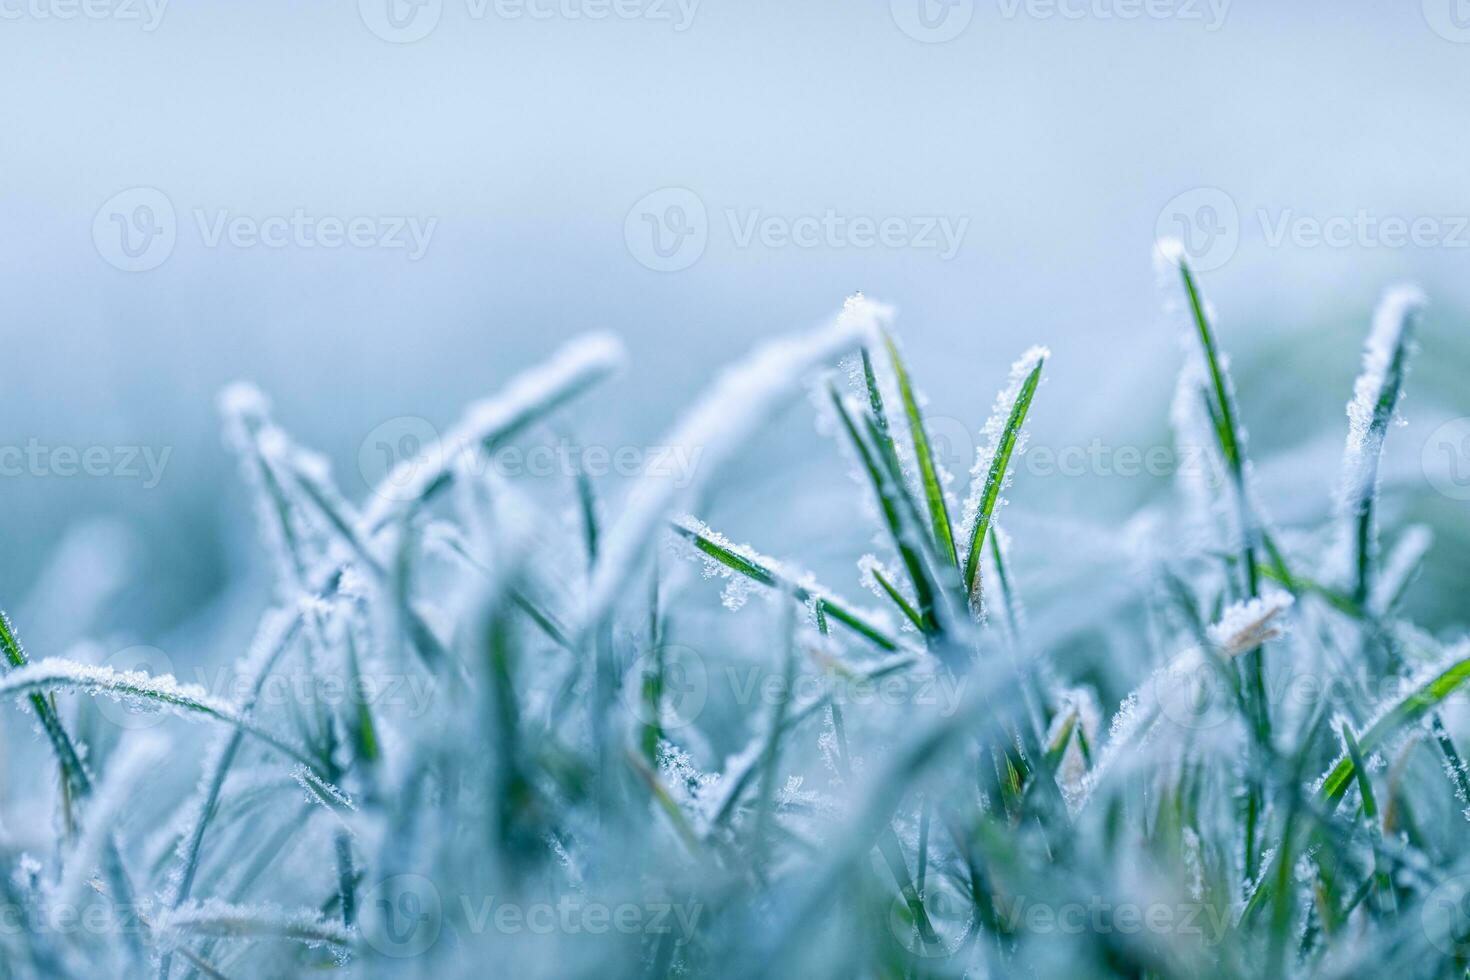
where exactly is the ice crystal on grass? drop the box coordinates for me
[1207,590,1294,656]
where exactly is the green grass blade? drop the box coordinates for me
[867,564,924,631]
[880,332,958,568]
[828,384,942,633]
[670,518,900,650]
[962,355,1044,604]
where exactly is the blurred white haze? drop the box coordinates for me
[2,0,1469,638]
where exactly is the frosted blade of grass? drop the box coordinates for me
[961,348,1046,607]
[1157,241,1245,475]
[670,517,900,650]
[1318,646,1470,803]
[0,657,319,773]
[360,332,625,530]
[157,900,355,950]
[829,387,941,634]
[0,611,93,802]
[858,556,923,631]
[1335,286,1426,604]
[880,332,958,568]
[584,295,889,633]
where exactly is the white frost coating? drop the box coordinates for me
[361,331,627,529]
[585,296,890,629]
[1342,286,1426,477]
[1207,590,1294,656]
[959,345,1049,551]
[1331,285,1426,578]
[1,657,235,717]
[156,899,355,949]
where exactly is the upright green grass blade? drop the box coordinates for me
[880,332,958,568]
[1340,288,1424,605]
[828,384,942,635]
[962,356,1044,605]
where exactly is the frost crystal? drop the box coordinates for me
[1207,591,1294,656]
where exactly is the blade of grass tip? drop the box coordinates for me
[859,347,906,482]
[880,331,959,568]
[1336,286,1425,606]
[639,563,664,766]
[669,517,901,651]
[828,385,940,635]
[961,351,1045,610]
[360,331,627,531]
[865,562,924,631]
[1319,645,1470,804]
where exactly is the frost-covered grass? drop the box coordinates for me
[2,251,1469,979]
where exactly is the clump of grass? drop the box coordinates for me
[0,261,1465,980]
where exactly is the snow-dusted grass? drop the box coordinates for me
[1,268,1468,979]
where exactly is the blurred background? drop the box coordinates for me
[2,0,1467,653]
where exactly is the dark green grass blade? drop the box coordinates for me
[962,357,1044,603]
[828,385,941,634]
[880,333,959,568]
[868,565,923,631]
[670,519,899,651]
